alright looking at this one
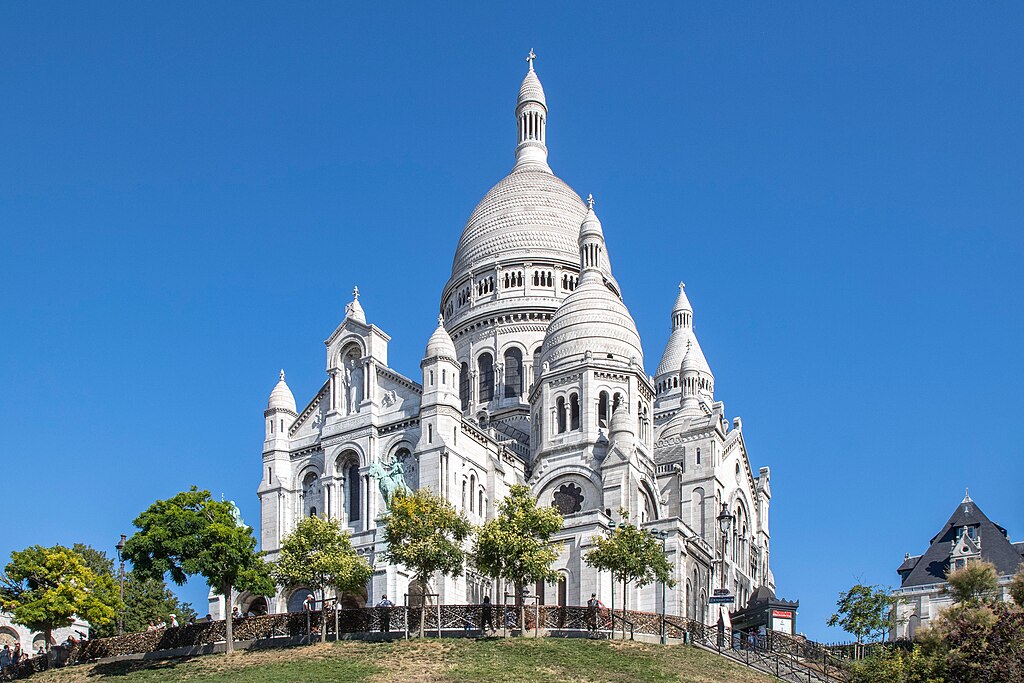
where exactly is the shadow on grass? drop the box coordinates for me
[86,656,196,678]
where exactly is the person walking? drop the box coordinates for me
[586,593,604,636]
[12,644,22,666]
[479,596,494,634]
[1,644,11,673]
[376,595,395,633]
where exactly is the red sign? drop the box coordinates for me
[771,610,793,619]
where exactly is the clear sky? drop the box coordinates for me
[2,3,1021,641]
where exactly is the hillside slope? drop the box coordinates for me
[33,638,778,683]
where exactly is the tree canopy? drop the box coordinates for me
[0,544,120,649]
[474,485,563,591]
[381,488,471,637]
[123,487,273,652]
[944,560,1000,606]
[826,584,899,644]
[270,516,372,642]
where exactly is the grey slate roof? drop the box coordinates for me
[899,497,1024,588]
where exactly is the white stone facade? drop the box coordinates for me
[0,611,89,654]
[233,56,776,624]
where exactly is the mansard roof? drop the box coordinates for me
[899,494,1024,588]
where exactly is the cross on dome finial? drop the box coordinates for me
[526,48,536,71]
[587,193,595,209]
[279,369,285,381]
[437,314,445,326]
[352,286,359,300]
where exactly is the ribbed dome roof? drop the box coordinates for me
[541,272,643,370]
[449,167,587,276]
[657,329,711,378]
[267,370,297,413]
[518,69,546,108]
[424,315,457,360]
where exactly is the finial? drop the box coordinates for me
[526,49,536,71]
[352,286,359,300]
[962,487,972,503]
[587,193,595,209]
[437,314,445,326]
[279,369,285,381]
[679,281,686,290]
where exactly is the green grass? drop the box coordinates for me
[34,637,777,683]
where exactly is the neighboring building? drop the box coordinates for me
[216,55,778,623]
[893,490,1024,640]
[0,612,89,654]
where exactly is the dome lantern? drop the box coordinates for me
[515,49,549,169]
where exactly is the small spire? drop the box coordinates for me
[587,193,595,209]
[437,314,445,326]
[279,369,285,381]
[526,48,536,71]
[962,487,972,503]
[352,286,359,300]
[679,281,686,291]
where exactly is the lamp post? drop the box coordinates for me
[649,528,669,644]
[115,534,127,637]
[716,503,733,649]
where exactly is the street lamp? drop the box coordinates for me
[715,504,733,648]
[649,528,669,644]
[115,534,126,637]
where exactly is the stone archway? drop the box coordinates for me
[0,626,19,648]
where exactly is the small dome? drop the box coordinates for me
[424,315,457,360]
[609,403,634,439]
[518,68,546,109]
[345,286,365,324]
[541,273,643,370]
[681,340,700,374]
[268,370,297,413]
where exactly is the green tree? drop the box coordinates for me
[1010,563,1024,607]
[270,516,372,642]
[123,487,273,653]
[70,544,197,638]
[584,518,674,637]
[827,584,900,644]
[473,485,563,632]
[381,489,472,637]
[849,644,943,683]
[0,545,120,650]
[944,560,1000,606]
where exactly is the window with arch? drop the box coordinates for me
[477,353,494,402]
[459,362,470,410]
[478,488,484,515]
[556,396,567,433]
[461,480,467,510]
[552,482,584,514]
[469,473,476,512]
[504,348,523,398]
[570,393,580,430]
[598,391,609,428]
[346,462,361,522]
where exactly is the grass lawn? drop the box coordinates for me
[32,638,778,683]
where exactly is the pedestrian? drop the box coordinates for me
[232,606,241,619]
[376,594,395,633]
[146,621,156,632]
[169,614,178,628]
[480,595,494,634]
[12,643,21,666]
[586,593,604,635]
[1,644,11,672]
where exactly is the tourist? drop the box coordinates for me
[586,593,604,635]
[12,643,22,666]
[480,595,494,634]
[231,606,240,619]
[1,644,11,672]
[169,614,178,628]
[146,621,156,632]
[376,594,394,632]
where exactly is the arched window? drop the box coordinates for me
[478,353,494,402]
[504,348,523,399]
[459,362,470,410]
[556,396,567,433]
[461,480,467,510]
[469,473,476,512]
[478,489,484,515]
[598,391,609,428]
[309,507,317,517]
[347,462,361,522]
[570,393,580,430]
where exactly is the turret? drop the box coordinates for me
[265,369,297,442]
[418,316,462,455]
[515,49,549,169]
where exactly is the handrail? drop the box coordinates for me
[609,611,635,641]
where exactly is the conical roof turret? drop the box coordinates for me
[424,315,457,360]
[514,49,549,169]
[345,286,366,324]
[267,369,297,414]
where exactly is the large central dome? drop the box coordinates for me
[449,167,587,277]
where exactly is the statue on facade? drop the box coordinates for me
[369,458,411,510]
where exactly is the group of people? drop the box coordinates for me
[145,614,179,631]
[0,643,24,673]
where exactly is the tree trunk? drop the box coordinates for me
[622,577,627,640]
[515,582,526,637]
[224,582,234,654]
[321,588,328,643]
[418,575,426,639]
[44,627,52,653]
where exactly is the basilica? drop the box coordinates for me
[234,55,776,625]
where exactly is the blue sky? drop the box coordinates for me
[1,3,1021,641]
